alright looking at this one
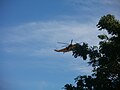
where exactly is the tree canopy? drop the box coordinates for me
[63,14,120,90]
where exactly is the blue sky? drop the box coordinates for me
[0,0,120,90]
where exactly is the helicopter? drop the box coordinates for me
[54,40,76,53]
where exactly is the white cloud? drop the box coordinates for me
[1,20,97,90]
[67,58,93,75]
[1,20,100,77]
[68,0,120,20]
[2,20,99,55]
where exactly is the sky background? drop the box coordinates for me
[0,0,120,90]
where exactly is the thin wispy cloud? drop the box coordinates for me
[1,20,96,86]
[2,20,99,55]
[68,0,120,19]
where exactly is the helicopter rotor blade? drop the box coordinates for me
[57,42,69,45]
[70,39,73,44]
[61,45,68,47]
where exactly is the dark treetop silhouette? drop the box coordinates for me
[55,14,120,90]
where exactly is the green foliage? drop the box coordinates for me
[64,14,120,90]
[72,43,88,60]
[96,14,120,35]
[98,34,108,40]
[64,84,75,90]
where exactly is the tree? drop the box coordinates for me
[63,14,120,90]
